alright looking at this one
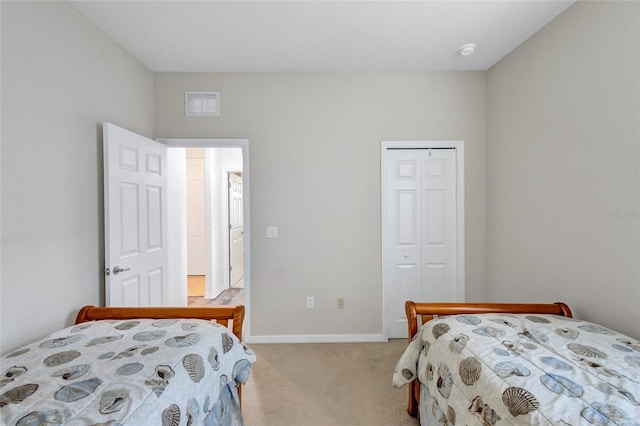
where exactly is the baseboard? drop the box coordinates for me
[204,290,220,299]
[245,333,387,344]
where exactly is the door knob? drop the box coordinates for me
[112,266,131,275]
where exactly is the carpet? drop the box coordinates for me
[241,339,419,426]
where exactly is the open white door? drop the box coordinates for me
[104,123,168,306]
[229,172,244,287]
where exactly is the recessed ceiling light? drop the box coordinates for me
[458,43,477,56]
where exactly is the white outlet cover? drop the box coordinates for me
[266,226,278,238]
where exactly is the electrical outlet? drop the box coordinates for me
[307,296,314,309]
[337,297,345,309]
[266,226,278,238]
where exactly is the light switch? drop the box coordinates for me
[266,226,278,238]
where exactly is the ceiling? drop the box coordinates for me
[70,1,575,73]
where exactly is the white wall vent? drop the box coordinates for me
[185,92,220,116]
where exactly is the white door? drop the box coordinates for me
[229,172,244,287]
[186,148,205,275]
[384,145,462,338]
[104,123,168,307]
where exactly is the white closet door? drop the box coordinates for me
[421,149,457,302]
[384,147,458,338]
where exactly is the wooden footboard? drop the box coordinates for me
[404,301,573,418]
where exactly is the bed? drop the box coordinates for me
[1,305,255,425]
[393,301,640,425]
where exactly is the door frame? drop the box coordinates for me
[158,138,251,339]
[380,140,465,339]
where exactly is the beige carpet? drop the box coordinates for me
[241,340,420,426]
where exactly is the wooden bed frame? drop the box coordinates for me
[75,305,245,340]
[403,301,573,418]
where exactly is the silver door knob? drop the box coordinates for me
[112,266,131,275]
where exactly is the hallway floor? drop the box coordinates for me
[187,275,245,306]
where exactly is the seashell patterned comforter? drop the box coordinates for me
[0,318,256,425]
[393,314,640,425]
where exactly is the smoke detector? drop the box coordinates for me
[458,43,477,56]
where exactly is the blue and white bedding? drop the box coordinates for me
[1,318,255,425]
[393,314,640,425]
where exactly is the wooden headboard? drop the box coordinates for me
[405,301,572,342]
[75,305,246,341]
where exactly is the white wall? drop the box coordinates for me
[0,1,154,353]
[167,148,188,306]
[155,72,487,337]
[487,1,640,338]
[8,1,631,348]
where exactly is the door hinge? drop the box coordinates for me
[229,224,232,230]
[229,265,232,272]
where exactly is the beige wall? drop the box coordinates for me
[7,0,633,348]
[487,1,640,338]
[155,72,487,337]
[0,1,154,353]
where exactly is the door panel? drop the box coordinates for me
[397,191,417,244]
[422,150,457,304]
[119,183,140,256]
[425,190,445,244]
[147,186,163,250]
[148,268,163,305]
[104,122,168,307]
[229,172,244,286]
[386,150,421,337]
[122,277,140,303]
[423,263,447,301]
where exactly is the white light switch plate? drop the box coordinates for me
[266,226,278,238]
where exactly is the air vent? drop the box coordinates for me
[185,92,220,116]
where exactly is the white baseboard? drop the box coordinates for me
[204,290,221,299]
[245,334,387,344]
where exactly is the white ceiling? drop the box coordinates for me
[70,1,575,72]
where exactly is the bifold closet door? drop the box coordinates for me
[385,148,457,338]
